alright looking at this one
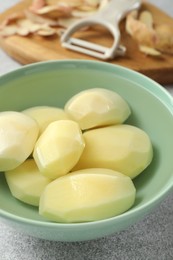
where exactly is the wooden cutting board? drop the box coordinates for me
[0,0,173,85]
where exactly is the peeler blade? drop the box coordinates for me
[62,37,126,60]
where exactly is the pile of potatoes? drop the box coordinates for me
[0,88,153,223]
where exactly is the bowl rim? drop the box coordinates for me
[0,59,173,228]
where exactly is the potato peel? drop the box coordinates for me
[35,4,72,19]
[0,0,106,38]
[37,27,57,36]
[0,25,18,37]
[139,45,161,56]
[0,12,25,29]
[126,10,173,56]
[24,9,59,26]
[155,24,173,54]
[139,10,153,29]
[17,19,42,33]
[58,17,81,28]
[126,11,157,47]
[29,0,46,12]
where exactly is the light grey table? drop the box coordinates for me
[0,1,173,260]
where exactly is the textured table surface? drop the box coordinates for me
[0,1,173,260]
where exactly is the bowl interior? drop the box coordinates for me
[0,60,173,223]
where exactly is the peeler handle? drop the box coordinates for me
[95,0,142,23]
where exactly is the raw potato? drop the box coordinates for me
[74,124,153,179]
[65,88,131,130]
[33,120,85,179]
[23,106,69,134]
[0,111,39,171]
[39,168,136,223]
[5,159,51,206]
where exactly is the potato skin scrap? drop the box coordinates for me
[126,10,173,55]
[139,45,161,56]
[139,10,153,29]
[126,12,157,48]
[29,0,46,12]
[35,4,72,19]
[0,0,109,38]
[155,24,173,54]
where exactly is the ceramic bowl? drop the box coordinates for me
[0,60,173,242]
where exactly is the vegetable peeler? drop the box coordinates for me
[61,0,142,60]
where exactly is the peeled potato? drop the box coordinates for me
[33,120,85,179]
[0,111,39,171]
[5,159,51,206]
[74,124,153,179]
[23,106,69,134]
[39,168,136,223]
[64,88,131,130]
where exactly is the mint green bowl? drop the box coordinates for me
[0,60,173,242]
